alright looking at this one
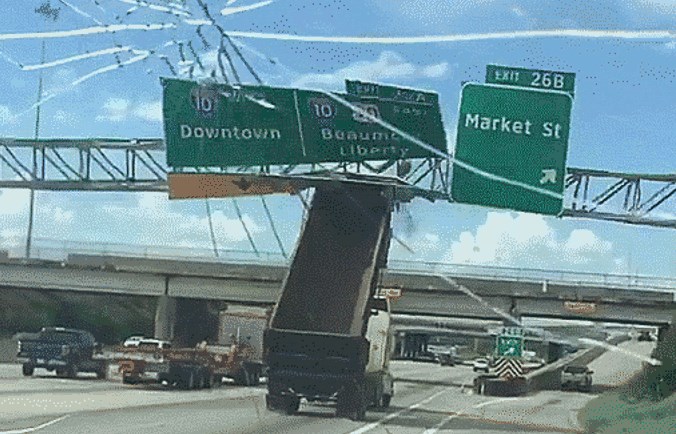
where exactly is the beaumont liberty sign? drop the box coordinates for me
[163,78,446,168]
[452,83,573,215]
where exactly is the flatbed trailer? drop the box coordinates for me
[108,342,263,389]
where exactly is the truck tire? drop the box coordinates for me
[337,384,367,421]
[249,368,260,386]
[22,363,34,377]
[67,364,78,379]
[96,363,107,380]
[211,374,222,388]
[181,370,195,390]
[266,394,300,415]
[122,376,138,385]
[56,368,67,378]
[381,393,391,409]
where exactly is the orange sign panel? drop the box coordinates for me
[168,173,303,199]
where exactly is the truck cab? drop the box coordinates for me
[16,327,107,379]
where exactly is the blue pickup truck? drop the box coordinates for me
[15,327,108,379]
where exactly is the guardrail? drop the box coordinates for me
[1,237,675,292]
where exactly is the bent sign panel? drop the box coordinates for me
[162,78,446,168]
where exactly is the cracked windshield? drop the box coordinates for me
[0,1,675,433]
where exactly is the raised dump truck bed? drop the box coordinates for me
[265,183,394,420]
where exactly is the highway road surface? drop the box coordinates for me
[0,340,655,434]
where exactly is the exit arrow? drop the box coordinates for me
[540,169,557,184]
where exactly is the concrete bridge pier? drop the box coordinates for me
[547,341,565,363]
[154,295,176,341]
[657,324,670,342]
[154,296,221,346]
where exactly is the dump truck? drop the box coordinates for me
[15,327,108,379]
[112,339,260,389]
[264,183,394,421]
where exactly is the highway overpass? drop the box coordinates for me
[0,253,673,328]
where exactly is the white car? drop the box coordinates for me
[135,338,172,350]
[122,336,145,347]
[473,358,490,373]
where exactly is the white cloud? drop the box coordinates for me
[512,6,526,17]
[97,98,162,123]
[97,98,131,122]
[133,101,163,122]
[53,110,78,126]
[421,63,449,78]
[292,51,450,89]
[0,105,17,125]
[0,189,29,215]
[445,211,613,267]
[53,207,74,224]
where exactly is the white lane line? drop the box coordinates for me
[422,397,522,434]
[349,389,448,434]
[0,415,70,434]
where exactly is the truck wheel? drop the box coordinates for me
[249,369,260,386]
[381,393,391,409]
[67,364,78,379]
[185,371,195,390]
[96,364,107,380]
[285,396,300,415]
[122,376,137,385]
[211,374,222,388]
[337,384,367,421]
[22,363,34,377]
[56,368,66,377]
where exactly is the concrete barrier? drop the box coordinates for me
[525,334,632,392]
[477,334,632,396]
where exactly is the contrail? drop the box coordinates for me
[221,1,274,17]
[0,23,176,41]
[16,51,150,117]
[223,28,675,44]
[72,50,149,85]
[116,0,191,17]
[0,49,21,67]
[21,46,132,71]
[58,0,104,25]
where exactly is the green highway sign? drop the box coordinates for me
[452,83,573,215]
[486,64,576,96]
[501,327,524,336]
[346,79,440,106]
[163,78,447,168]
[496,335,523,357]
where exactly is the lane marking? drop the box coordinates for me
[349,389,447,434]
[422,397,521,434]
[0,415,70,434]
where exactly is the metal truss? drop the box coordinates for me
[0,138,167,192]
[564,168,676,228]
[1,139,674,228]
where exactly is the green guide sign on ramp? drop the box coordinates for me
[162,78,446,168]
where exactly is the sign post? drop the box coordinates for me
[452,83,573,215]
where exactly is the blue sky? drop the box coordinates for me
[0,1,674,278]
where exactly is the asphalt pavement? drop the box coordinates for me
[0,340,656,434]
